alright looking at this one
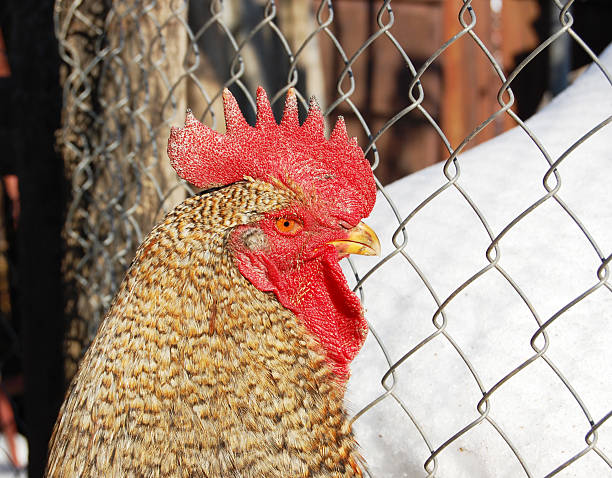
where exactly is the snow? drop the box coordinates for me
[346,44,612,477]
[0,433,27,478]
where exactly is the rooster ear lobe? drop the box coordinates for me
[280,87,299,130]
[255,86,276,130]
[330,116,349,143]
[302,95,325,140]
[233,251,277,294]
[222,88,251,135]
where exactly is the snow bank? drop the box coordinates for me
[0,433,27,478]
[347,44,612,477]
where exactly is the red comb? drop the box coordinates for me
[167,87,376,217]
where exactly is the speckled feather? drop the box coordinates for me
[46,180,364,477]
[47,88,375,477]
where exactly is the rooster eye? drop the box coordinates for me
[275,217,303,235]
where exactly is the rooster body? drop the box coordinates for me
[46,89,378,477]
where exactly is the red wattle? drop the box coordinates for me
[235,246,368,378]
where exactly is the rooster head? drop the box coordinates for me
[167,87,379,378]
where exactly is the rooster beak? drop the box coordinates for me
[328,221,381,256]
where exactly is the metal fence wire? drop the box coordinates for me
[53,0,611,476]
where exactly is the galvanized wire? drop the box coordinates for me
[54,0,611,476]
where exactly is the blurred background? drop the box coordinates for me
[0,0,610,476]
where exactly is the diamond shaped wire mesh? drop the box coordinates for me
[54,0,611,476]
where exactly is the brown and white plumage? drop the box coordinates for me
[47,88,378,477]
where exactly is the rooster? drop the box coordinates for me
[46,87,379,477]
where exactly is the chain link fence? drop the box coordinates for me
[53,0,610,476]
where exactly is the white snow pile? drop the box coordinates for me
[347,45,612,477]
[0,433,27,478]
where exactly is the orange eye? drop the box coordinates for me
[275,217,303,235]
